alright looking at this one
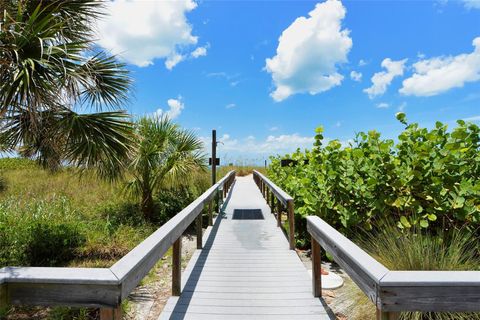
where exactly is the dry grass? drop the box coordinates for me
[337,224,480,320]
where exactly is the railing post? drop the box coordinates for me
[376,309,399,320]
[172,237,182,296]
[196,210,203,249]
[208,200,213,226]
[0,283,8,314]
[311,236,322,297]
[276,202,282,228]
[287,199,295,250]
[100,307,122,320]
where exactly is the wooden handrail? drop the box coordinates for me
[0,170,236,320]
[307,215,480,320]
[252,170,295,250]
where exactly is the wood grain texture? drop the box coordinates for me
[100,306,123,320]
[376,309,399,320]
[7,282,121,307]
[379,285,480,312]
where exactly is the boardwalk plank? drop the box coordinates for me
[158,175,332,319]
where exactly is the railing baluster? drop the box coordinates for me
[277,203,282,228]
[172,237,182,296]
[100,307,122,320]
[196,210,203,249]
[376,309,399,320]
[287,199,295,250]
[311,236,322,297]
[208,200,213,226]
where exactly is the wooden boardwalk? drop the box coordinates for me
[159,175,332,319]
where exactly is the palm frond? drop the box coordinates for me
[0,107,134,179]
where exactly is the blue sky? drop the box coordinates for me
[97,0,480,164]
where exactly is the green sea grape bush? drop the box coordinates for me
[268,114,480,243]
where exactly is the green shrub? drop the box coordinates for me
[0,196,86,267]
[25,222,86,267]
[268,114,480,245]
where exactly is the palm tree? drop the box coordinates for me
[0,0,133,178]
[126,116,207,221]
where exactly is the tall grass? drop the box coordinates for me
[342,224,480,320]
[0,159,212,268]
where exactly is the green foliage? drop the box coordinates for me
[0,195,86,266]
[268,116,480,244]
[0,0,134,177]
[0,158,37,170]
[25,222,86,267]
[124,116,206,220]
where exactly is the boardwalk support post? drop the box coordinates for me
[376,309,399,320]
[271,196,275,215]
[287,199,295,250]
[196,211,203,249]
[277,202,282,228]
[172,238,182,296]
[208,201,213,226]
[0,283,8,314]
[311,236,322,297]
[100,307,122,320]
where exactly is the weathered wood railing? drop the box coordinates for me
[307,216,480,320]
[252,170,295,249]
[0,171,236,320]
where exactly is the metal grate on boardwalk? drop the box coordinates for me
[159,175,332,320]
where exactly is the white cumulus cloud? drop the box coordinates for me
[153,97,184,120]
[265,0,352,102]
[350,71,362,81]
[364,58,407,98]
[400,37,480,97]
[97,0,206,68]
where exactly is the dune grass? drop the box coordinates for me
[340,223,480,320]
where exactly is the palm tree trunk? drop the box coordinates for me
[141,191,154,221]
